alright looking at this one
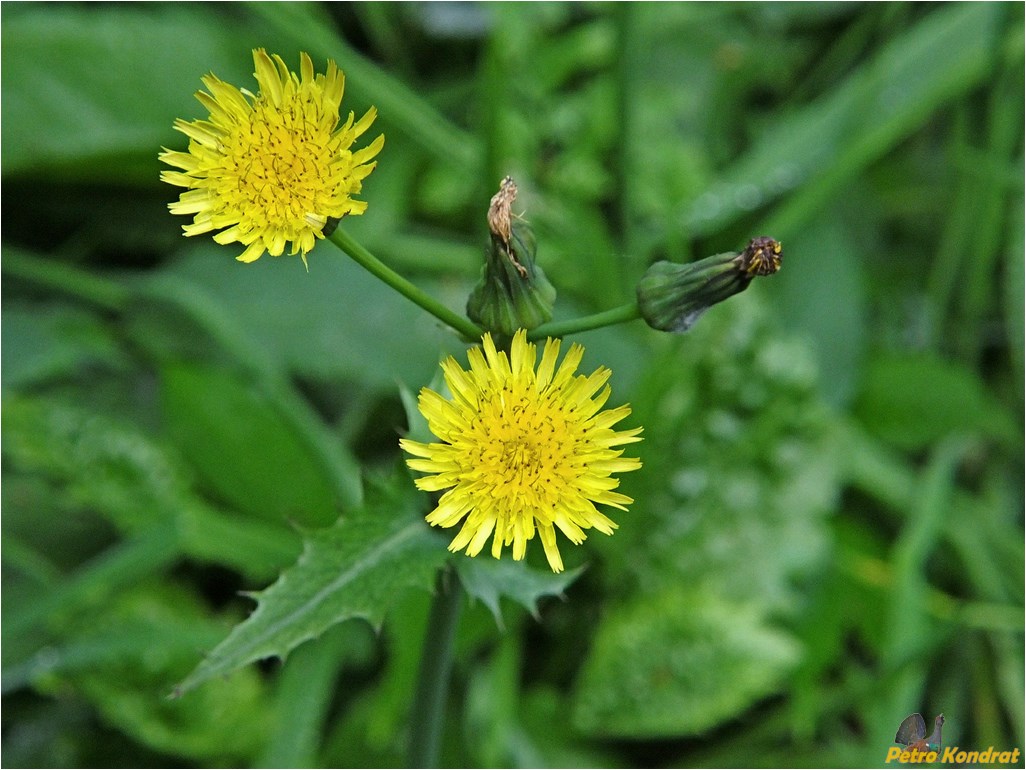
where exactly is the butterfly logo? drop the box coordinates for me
[894,713,945,752]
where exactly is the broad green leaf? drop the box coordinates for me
[124,274,281,382]
[854,352,1017,450]
[122,269,363,511]
[175,505,302,583]
[160,362,344,528]
[572,589,800,738]
[456,558,586,627]
[762,216,868,407]
[174,479,448,696]
[0,5,253,180]
[163,244,470,390]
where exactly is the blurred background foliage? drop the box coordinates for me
[1,2,1023,767]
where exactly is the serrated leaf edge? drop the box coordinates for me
[173,519,429,697]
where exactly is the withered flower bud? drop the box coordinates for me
[467,177,557,335]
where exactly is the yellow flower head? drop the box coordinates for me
[159,49,384,266]
[401,330,643,573]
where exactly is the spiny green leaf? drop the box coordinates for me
[174,480,448,696]
[456,558,586,628]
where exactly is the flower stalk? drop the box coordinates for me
[407,566,463,769]
[328,227,485,341]
[528,302,642,340]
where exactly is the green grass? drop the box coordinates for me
[2,3,1022,767]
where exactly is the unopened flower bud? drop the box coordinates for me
[637,236,781,332]
[467,177,557,335]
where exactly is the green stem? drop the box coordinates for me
[329,228,485,341]
[407,566,462,768]
[528,302,641,340]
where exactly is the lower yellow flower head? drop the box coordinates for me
[159,49,384,266]
[400,330,643,573]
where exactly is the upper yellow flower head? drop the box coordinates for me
[400,330,643,573]
[159,49,384,266]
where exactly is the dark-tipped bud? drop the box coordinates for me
[467,177,557,335]
[637,236,782,332]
